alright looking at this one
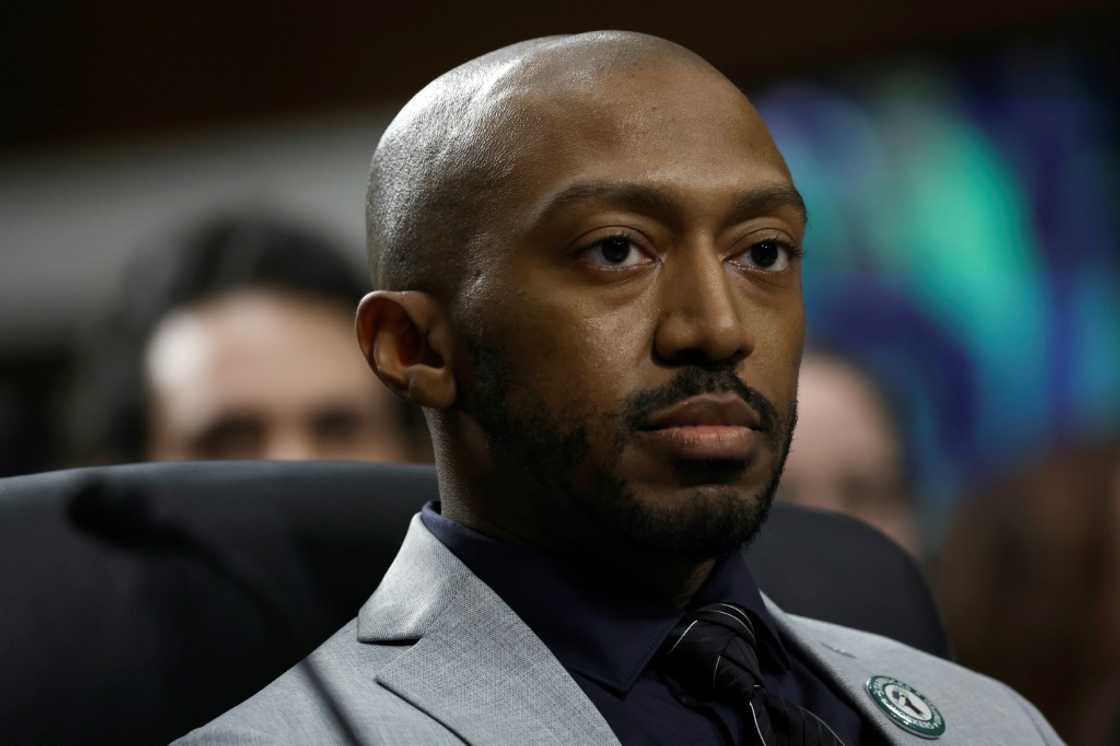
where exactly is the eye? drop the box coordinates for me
[578,233,654,270]
[730,239,800,273]
[193,417,265,459]
[311,408,365,445]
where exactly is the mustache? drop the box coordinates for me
[620,364,779,435]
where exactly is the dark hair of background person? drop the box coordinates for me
[934,436,1120,746]
[65,212,429,466]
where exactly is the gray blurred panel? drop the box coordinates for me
[0,111,391,346]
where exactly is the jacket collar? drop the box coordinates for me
[358,514,957,746]
[762,598,1042,745]
[763,596,911,743]
[419,501,791,694]
[358,515,621,746]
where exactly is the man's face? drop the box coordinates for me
[147,289,419,462]
[457,62,806,558]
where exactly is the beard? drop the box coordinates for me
[463,339,797,561]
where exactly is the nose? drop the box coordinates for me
[264,427,320,461]
[653,245,753,366]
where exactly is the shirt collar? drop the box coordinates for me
[421,501,792,693]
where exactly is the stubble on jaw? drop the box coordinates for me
[462,336,799,562]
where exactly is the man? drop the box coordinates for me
[68,212,429,465]
[180,32,1060,744]
[779,350,921,557]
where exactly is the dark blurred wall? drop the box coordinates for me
[0,350,70,476]
[3,1,1114,152]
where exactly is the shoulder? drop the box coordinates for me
[172,621,460,746]
[784,614,1064,745]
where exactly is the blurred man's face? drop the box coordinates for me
[779,355,919,555]
[456,60,806,558]
[147,289,417,462]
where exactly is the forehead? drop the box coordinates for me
[146,290,374,421]
[489,60,793,215]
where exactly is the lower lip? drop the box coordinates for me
[636,425,760,461]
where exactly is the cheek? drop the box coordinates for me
[489,287,656,419]
[750,306,804,396]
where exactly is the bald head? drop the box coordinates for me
[365,31,777,301]
[357,29,805,571]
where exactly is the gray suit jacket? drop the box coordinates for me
[176,515,1062,745]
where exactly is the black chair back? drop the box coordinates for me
[0,461,947,745]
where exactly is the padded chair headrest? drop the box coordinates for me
[0,460,946,745]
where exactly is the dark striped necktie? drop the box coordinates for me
[658,602,846,746]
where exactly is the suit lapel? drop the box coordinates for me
[358,516,620,746]
[366,518,964,745]
[763,594,911,745]
[763,595,1049,745]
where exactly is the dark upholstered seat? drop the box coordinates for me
[0,461,948,745]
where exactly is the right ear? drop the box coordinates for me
[356,290,457,410]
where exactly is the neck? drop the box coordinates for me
[620,554,717,609]
[437,469,718,610]
[432,417,724,609]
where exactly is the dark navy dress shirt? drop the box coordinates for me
[421,503,884,745]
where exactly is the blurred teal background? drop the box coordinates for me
[757,42,1119,530]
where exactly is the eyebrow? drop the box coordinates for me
[534,180,808,228]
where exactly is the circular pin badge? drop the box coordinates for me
[865,675,945,739]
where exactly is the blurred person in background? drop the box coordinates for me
[67,212,431,466]
[936,437,1120,746]
[778,349,921,557]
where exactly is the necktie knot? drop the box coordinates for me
[658,602,847,745]
[658,602,764,704]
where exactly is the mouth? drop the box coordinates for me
[635,393,763,462]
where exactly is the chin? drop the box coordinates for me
[575,471,777,561]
